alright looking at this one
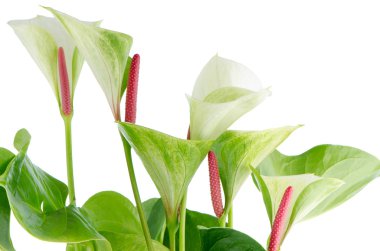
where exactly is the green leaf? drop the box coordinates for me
[118,122,213,224]
[199,227,265,251]
[212,126,300,215]
[185,210,219,251]
[101,232,169,251]
[188,55,271,140]
[0,148,15,250]
[46,7,133,121]
[0,148,14,176]
[81,191,142,235]
[142,198,166,240]
[0,130,108,246]
[0,187,14,251]
[254,144,380,239]
[8,15,90,109]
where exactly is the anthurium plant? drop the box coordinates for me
[1,7,379,251]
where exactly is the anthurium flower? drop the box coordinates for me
[46,7,133,121]
[252,144,380,245]
[8,15,89,115]
[118,123,213,227]
[188,55,271,140]
[212,125,300,221]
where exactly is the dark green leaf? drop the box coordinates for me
[142,198,166,240]
[199,227,265,251]
[185,210,219,251]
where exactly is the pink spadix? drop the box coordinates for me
[268,186,293,251]
[187,127,224,218]
[58,47,71,116]
[125,54,140,123]
[208,151,224,218]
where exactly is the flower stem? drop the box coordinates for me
[168,221,177,251]
[219,213,227,227]
[179,191,187,251]
[227,205,233,228]
[120,134,153,251]
[64,116,76,205]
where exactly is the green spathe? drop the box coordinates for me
[212,126,300,217]
[188,55,271,140]
[46,7,133,121]
[118,122,213,224]
[253,144,380,243]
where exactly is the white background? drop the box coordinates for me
[1,0,380,250]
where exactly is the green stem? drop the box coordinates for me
[179,191,187,251]
[218,213,227,227]
[64,116,76,205]
[227,205,233,228]
[120,134,153,251]
[168,222,177,251]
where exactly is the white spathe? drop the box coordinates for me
[188,55,271,140]
[9,16,84,108]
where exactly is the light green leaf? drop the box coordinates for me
[0,129,108,247]
[188,55,271,140]
[101,233,169,251]
[118,122,213,224]
[81,191,142,235]
[142,198,166,240]
[8,15,89,109]
[254,144,380,240]
[199,227,265,251]
[46,7,133,121]
[212,126,300,215]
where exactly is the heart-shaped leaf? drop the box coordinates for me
[81,191,142,235]
[72,191,168,251]
[0,129,108,247]
[254,144,380,242]
[199,227,265,251]
[118,122,213,225]
[185,210,219,251]
[212,126,300,217]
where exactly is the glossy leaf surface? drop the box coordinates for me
[254,144,380,240]
[199,227,265,251]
